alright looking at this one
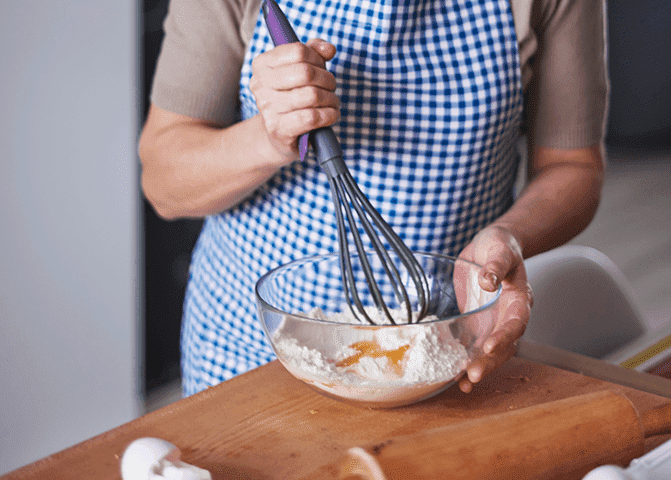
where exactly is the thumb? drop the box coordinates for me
[306,38,337,61]
[479,254,514,292]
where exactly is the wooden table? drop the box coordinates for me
[4,347,671,480]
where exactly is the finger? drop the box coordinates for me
[290,106,340,133]
[305,38,337,61]
[483,291,531,354]
[274,85,341,113]
[264,106,340,139]
[459,376,473,393]
[276,62,337,91]
[465,340,518,386]
[483,316,526,354]
[258,62,338,92]
[479,254,514,292]
[255,42,332,69]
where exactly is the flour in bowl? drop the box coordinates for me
[271,307,470,405]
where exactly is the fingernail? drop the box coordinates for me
[484,271,498,286]
[484,339,496,354]
[470,368,482,383]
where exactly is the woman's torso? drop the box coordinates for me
[181,0,523,395]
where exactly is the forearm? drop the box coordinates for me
[140,112,287,220]
[491,144,605,258]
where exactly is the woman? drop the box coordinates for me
[139,0,607,396]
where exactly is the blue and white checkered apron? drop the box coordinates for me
[181,0,523,396]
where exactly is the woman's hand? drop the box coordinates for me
[249,38,340,163]
[456,225,533,393]
[452,144,603,392]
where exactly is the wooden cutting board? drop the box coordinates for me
[3,357,671,480]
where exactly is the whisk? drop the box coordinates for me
[262,0,430,324]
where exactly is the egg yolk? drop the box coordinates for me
[336,341,410,376]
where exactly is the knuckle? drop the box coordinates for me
[248,76,260,93]
[304,86,321,105]
[300,108,320,127]
[287,43,309,62]
[256,97,269,111]
[294,63,315,85]
[261,111,278,132]
[254,90,271,110]
[251,55,265,72]
[321,108,338,128]
[305,64,318,83]
[325,72,337,90]
[328,106,341,123]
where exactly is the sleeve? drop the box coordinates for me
[149,0,251,126]
[523,0,609,149]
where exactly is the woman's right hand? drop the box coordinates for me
[250,38,340,163]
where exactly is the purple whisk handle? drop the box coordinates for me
[262,0,300,45]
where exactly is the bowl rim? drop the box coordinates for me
[254,250,502,327]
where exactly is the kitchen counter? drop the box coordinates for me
[3,343,671,480]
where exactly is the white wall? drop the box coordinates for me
[0,0,141,474]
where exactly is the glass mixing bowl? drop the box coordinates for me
[255,251,501,408]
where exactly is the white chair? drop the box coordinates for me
[522,245,648,359]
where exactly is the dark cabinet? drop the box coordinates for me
[606,0,671,148]
[141,0,202,392]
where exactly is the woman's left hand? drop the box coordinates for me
[456,224,533,393]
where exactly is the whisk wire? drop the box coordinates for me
[330,175,390,324]
[343,173,431,319]
[328,176,373,324]
[338,178,400,324]
[341,175,411,324]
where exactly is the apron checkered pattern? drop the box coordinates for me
[181,0,523,396]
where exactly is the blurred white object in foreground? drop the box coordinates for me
[583,438,671,479]
[120,437,212,480]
